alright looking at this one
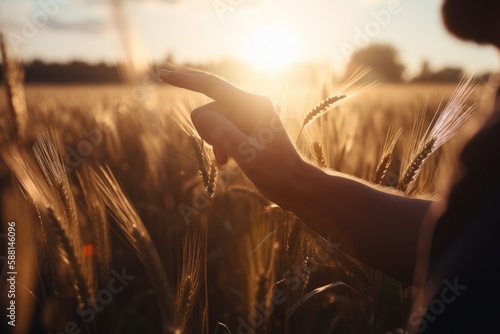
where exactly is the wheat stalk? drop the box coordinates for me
[77,165,112,284]
[32,131,82,253]
[311,141,327,168]
[300,234,314,301]
[287,218,303,259]
[299,95,347,136]
[190,136,218,198]
[191,136,210,186]
[207,160,218,199]
[0,33,28,142]
[1,143,93,305]
[189,135,217,334]
[1,145,57,212]
[399,138,436,192]
[175,227,203,334]
[89,165,172,329]
[399,74,477,192]
[46,207,90,306]
[373,126,402,185]
[33,130,96,302]
[253,271,269,334]
[296,67,375,143]
[242,218,277,322]
[34,206,63,302]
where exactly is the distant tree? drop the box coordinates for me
[345,44,405,82]
[412,60,464,83]
[23,60,121,83]
[419,60,432,81]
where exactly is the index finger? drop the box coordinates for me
[158,69,250,108]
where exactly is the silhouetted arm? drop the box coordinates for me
[284,162,433,284]
[159,69,434,284]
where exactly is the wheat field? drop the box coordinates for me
[0,43,496,334]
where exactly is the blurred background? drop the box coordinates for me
[1,1,499,334]
[0,0,498,84]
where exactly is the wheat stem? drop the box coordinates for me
[287,219,303,259]
[175,227,203,333]
[90,165,172,330]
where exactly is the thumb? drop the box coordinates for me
[192,110,247,157]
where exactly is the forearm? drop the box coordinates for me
[158,69,433,283]
[282,161,433,284]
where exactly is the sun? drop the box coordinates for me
[244,23,300,71]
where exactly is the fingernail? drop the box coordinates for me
[158,69,173,78]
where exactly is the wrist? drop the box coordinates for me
[280,159,325,212]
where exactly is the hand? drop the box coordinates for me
[159,69,306,207]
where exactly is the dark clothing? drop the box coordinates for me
[421,87,500,333]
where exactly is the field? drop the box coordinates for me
[0,70,494,334]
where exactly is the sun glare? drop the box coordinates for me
[244,23,300,71]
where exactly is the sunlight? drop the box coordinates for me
[244,23,300,71]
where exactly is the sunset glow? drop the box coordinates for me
[243,23,300,71]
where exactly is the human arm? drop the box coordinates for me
[159,69,433,284]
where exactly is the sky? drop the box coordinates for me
[0,0,499,78]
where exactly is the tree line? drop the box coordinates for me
[0,44,491,84]
[0,60,121,84]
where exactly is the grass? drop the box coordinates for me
[0,42,492,333]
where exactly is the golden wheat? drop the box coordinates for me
[46,207,91,306]
[89,165,172,329]
[399,74,477,192]
[77,165,112,284]
[311,141,327,168]
[0,33,28,142]
[373,126,402,185]
[175,227,203,333]
[296,67,375,143]
[287,218,303,260]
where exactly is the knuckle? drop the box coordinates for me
[252,95,274,110]
[206,74,220,86]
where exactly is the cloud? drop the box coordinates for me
[358,0,392,6]
[46,18,109,34]
[85,0,180,4]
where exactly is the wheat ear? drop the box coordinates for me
[89,165,172,328]
[77,165,112,284]
[311,141,327,168]
[300,233,314,301]
[399,74,477,192]
[33,130,95,301]
[373,126,402,185]
[0,33,28,142]
[2,143,93,305]
[190,136,218,198]
[296,67,375,143]
[399,138,436,192]
[190,135,216,334]
[46,208,90,306]
[297,94,347,141]
[175,227,203,333]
